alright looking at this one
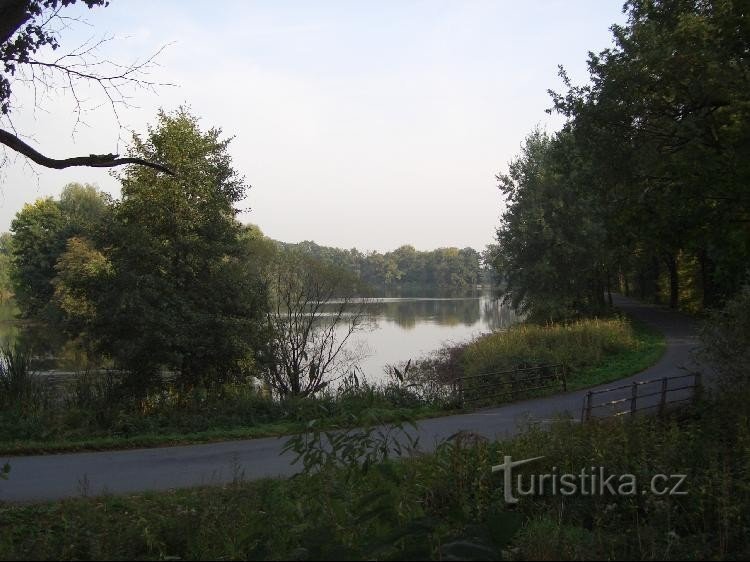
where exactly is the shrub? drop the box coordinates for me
[701,284,750,390]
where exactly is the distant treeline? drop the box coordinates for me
[274,240,491,293]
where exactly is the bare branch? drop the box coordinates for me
[0,127,174,174]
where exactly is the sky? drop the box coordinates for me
[0,0,627,253]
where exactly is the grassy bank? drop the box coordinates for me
[0,315,665,456]
[566,318,665,389]
[1,386,746,560]
[0,378,452,456]
[462,316,665,389]
[414,315,666,400]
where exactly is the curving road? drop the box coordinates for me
[0,295,703,503]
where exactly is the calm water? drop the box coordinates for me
[0,293,519,380]
[329,293,519,382]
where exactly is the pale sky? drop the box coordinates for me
[0,1,626,252]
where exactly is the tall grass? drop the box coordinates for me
[0,368,453,453]
[0,344,44,410]
[461,317,637,376]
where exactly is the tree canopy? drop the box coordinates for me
[494,0,750,319]
[6,110,269,390]
[276,240,485,294]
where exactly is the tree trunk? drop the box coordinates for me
[664,253,679,309]
[638,268,646,300]
[698,248,715,309]
[651,256,661,304]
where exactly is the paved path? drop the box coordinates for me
[0,295,702,503]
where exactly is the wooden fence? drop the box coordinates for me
[581,372,702,422]
[456,364,567,407]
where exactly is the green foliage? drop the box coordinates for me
[4,110,271,391]
[280,240,484,294]
[283,415,419,478]
[0,372,450,454]
[408,316,663,404]
[700,284,750,389]
[497,0,750,315]
[9,198,67,317]
[506,394,750,560]
[8,183,111,320]
[0,232,11,299]
[52,236,113,334]
[2,388,746,560]
[57,182,111,235]
[86,108,268,388]
[494,130,611,320]
[570,319,665,389]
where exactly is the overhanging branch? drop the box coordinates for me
[0,128,174,175]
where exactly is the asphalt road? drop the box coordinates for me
[0,294,703,503]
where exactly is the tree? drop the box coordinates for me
[263,249,367,398]
[276,239,485,294]
[57,182,111,233]
[9,197,66,316]
[549,0,750,309]
[92,108,266,388]
[0,232,12,304]
[494,130,612,320]
[0,0,172,174]
[51,235,111,334]
[8,183,110,318]
[492,0,750,317]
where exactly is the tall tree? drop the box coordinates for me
[9,197,66,317]
[0,232,13,304]
[94,108,266,388]
[8,183,110,318]
[550,0,750,308]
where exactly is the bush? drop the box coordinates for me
[701,284,750,390]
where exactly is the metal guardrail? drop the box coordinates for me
[581,372,702,422]
[457,363,567,407]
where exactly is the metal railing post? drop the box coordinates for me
[659,377,668,418]
[693,372,703,405]
[584,390,593,422]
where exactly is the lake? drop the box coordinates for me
[329,292,519,382]
[0,292,519,380]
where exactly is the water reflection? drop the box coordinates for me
[333,292,520,381]
[0,292,520,381]
[320,298,484,330]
